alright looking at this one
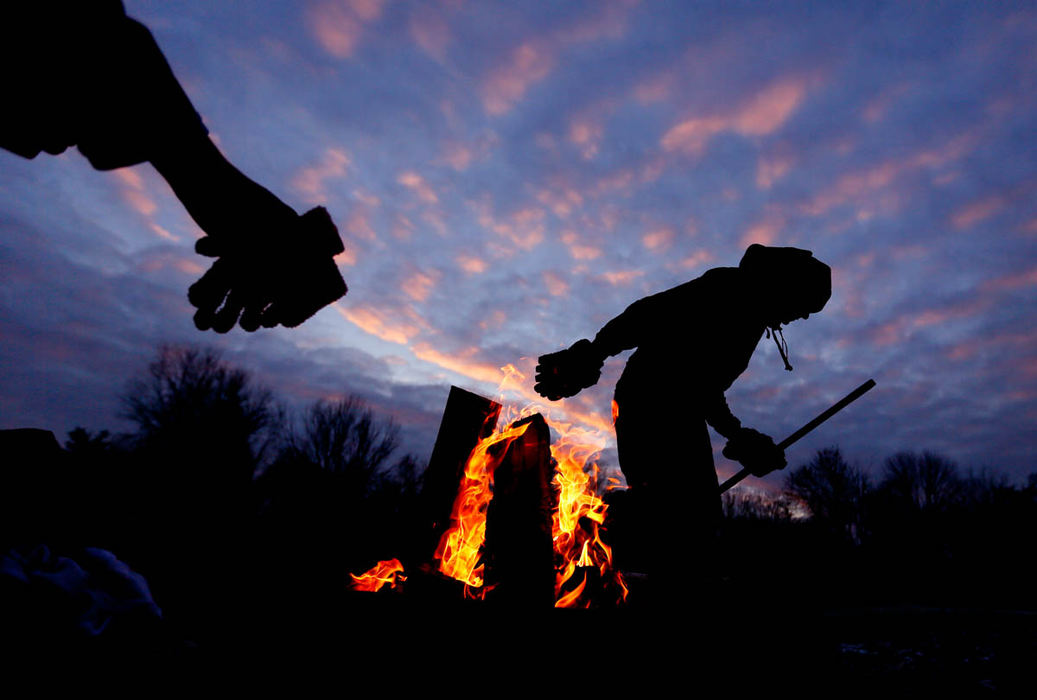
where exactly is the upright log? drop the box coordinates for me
[419,386,501,563]
[484,413,555,608]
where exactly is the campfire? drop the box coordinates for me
[350,367,628,608]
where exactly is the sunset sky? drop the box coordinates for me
[1,0,1034,489]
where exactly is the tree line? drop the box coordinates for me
[721,446,1037,609]
[6,345,425,648]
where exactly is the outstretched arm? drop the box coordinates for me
[150,137,347,333]
[1,5,347,333]
[534,284,679,400]
[107,14,348,333]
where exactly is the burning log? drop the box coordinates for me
[420,386,501,563]
[483,414,555,608]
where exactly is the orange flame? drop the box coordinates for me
[431,363,628,607]
[433,418,532,596]
[548,422,627,607]
[349,558,406,592]
[352,362,628,607]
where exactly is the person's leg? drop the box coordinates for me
[615,392,720,609]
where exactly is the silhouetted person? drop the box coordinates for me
[1,2,346,332]
[534,244,831,600]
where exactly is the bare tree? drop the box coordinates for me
[879,451,962,513]
[784,447,869,544]
[122,345,278,479]
[289,396,400,496]
[722,491,794,520]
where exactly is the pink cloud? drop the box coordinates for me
[475,202,545,251]
[439,132,498,172]
[397,171,439,204]
[543,271,570,297]
[401,270,440,302]
[306,0,385,58]
[660,116,727,156]
[870,319,906,347]
[600,269,644,286]
[479,309,508,330]
[409,6,451,60]
[675,249,714,270]
[756,151,796,190]
[113,168,185,241]
[420,209,448,237]
[561,231,602,261]
[947,328,1037,363]
[137,252,206,276]
[739,213,785,248]
[441,142,474,171]
[554,0,634,44]
[802,161,900,217]
[799,128,994,220]
[480,2,635,116]
[149,223,180,243]
[633,74,672,103]
[593,169,635,197]
[981,265,1037,293]
[112,168,159,217]
[392,214,415,241]
[950,194,1009,229]
[335,247,357,266]
[291,148,350,204]
[113,169,144,190]
[307,3,362,58]
[640,156,666,185]
[871,299,991,347]
[343,210,376,241]
[861,82,911,124]
[348,0,384,21]
[352,189,381,208]
[569,118,604,160]
[125,190,157,217]
[733,78,808,136]
[482,42,555,116]
[457,254,488,274]
[536,187,584,219]
[174,258,206,276]
[910,129,982,170]
[641,227,674,252]
[411,343,504,385]
[336,303,422,345]
[661,76,811,157]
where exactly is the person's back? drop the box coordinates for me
[615,266,767,410]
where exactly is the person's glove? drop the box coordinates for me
[534,339,603,401]
[722,427,786,477]
[188,206,347,332]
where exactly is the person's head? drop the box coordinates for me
[739,244,831,328]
